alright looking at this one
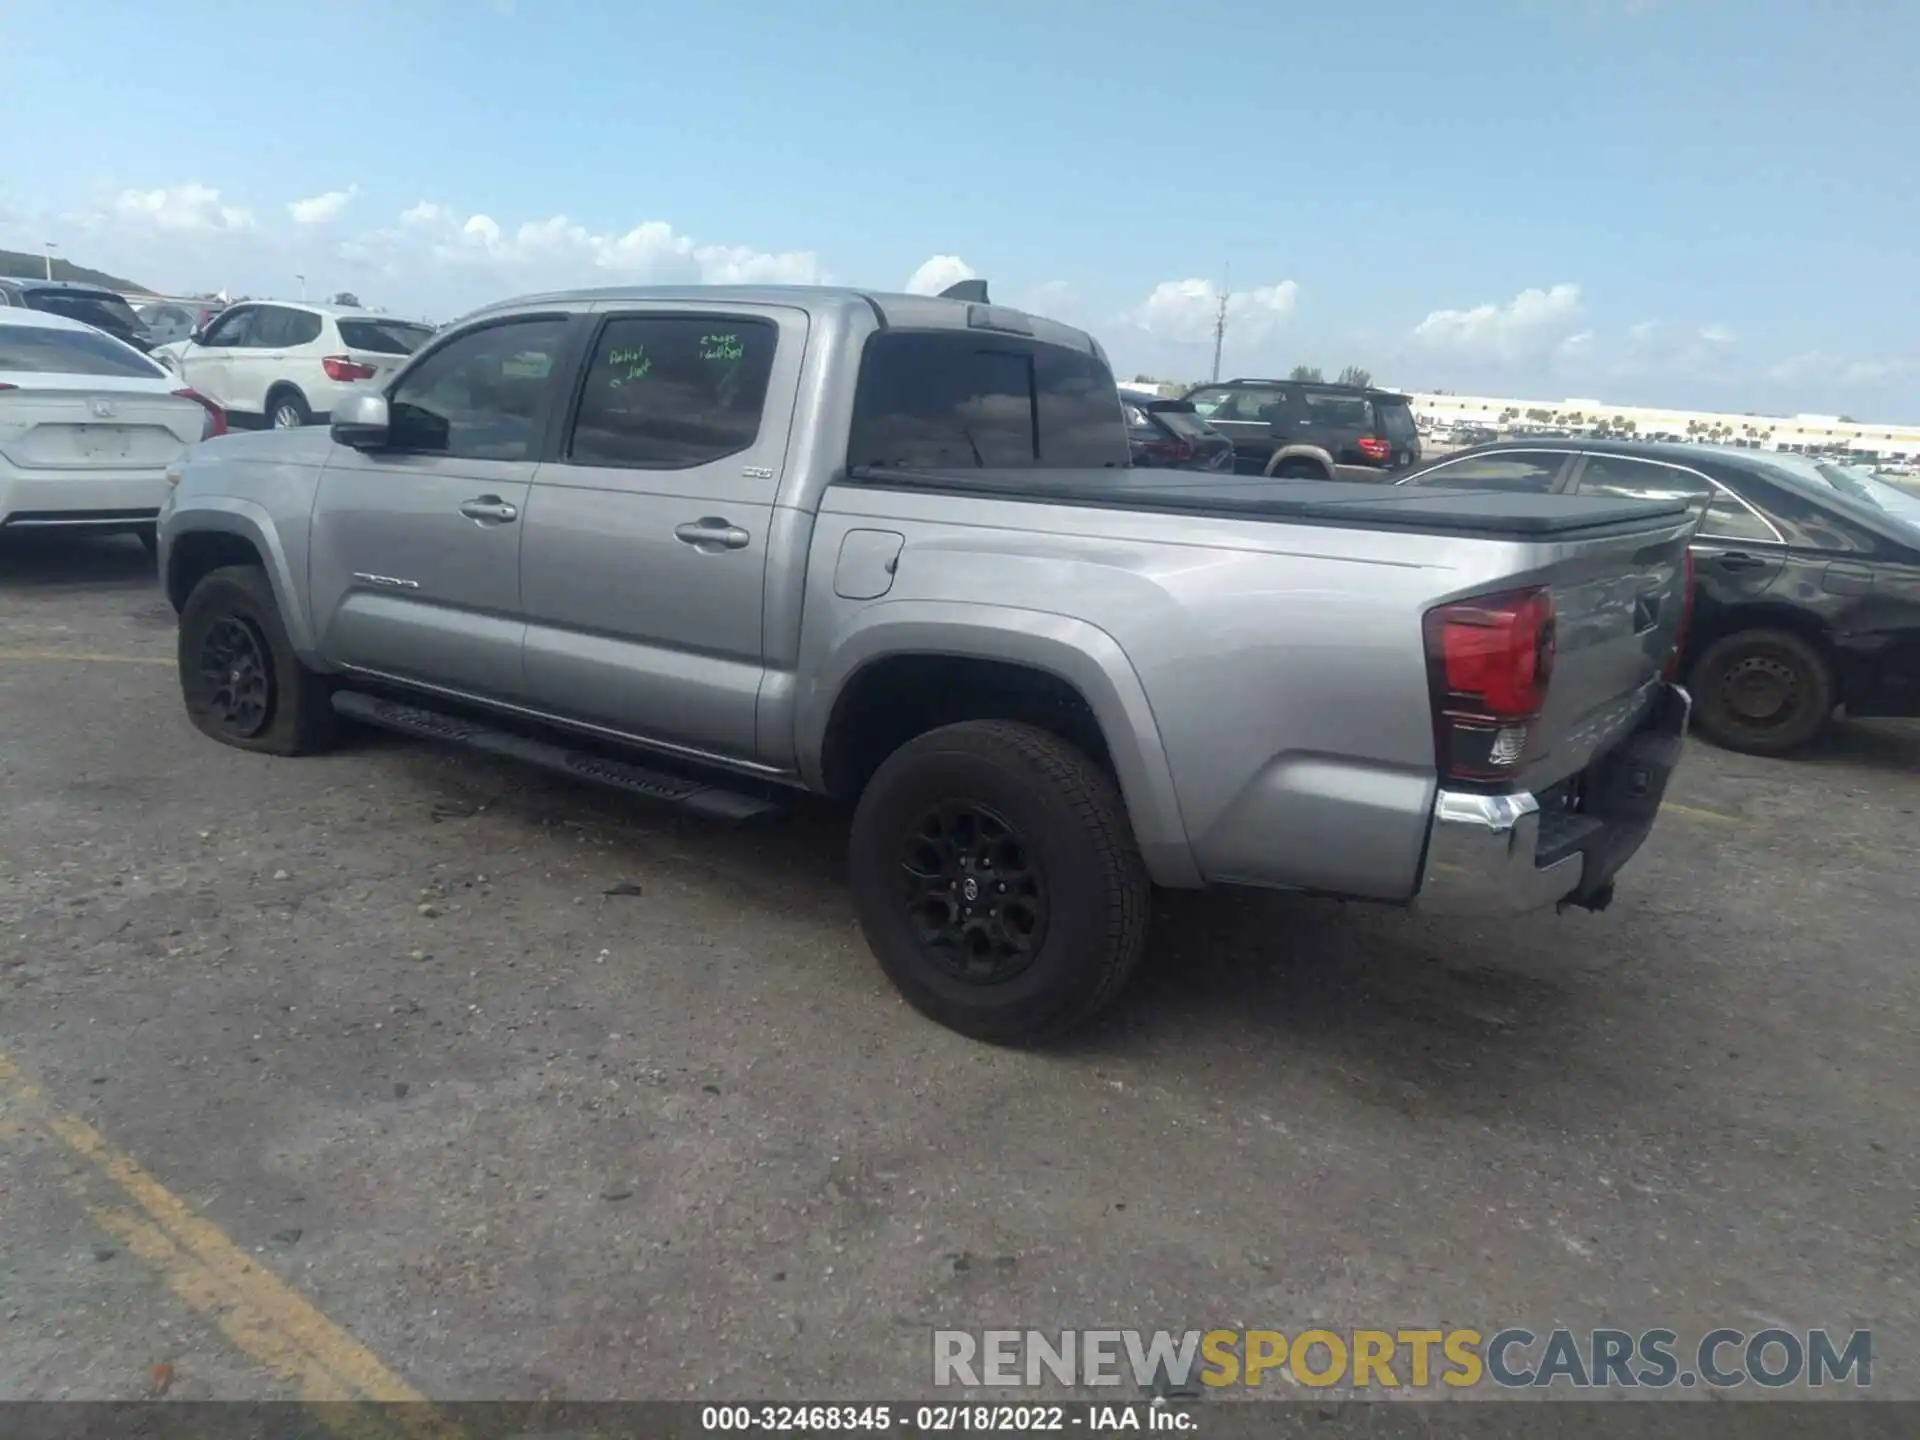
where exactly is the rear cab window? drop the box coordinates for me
[848,331,1128,471]
[0,323,164,378]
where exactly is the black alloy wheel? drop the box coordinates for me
[197,615,274,738]
[900,800,1048,986]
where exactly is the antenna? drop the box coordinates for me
[939,279,989,303]
[1210,263,1231,383]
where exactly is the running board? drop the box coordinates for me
[331,690,785,822]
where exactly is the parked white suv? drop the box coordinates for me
[154,302,434,429]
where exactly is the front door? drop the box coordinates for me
[518,304,804,763]
[307,314,575,702]
[174,304,259,412]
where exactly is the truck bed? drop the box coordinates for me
[843,466,1691,538]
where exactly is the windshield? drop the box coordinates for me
[0,323,165,378]
[24,289,149,340]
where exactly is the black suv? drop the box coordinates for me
[1182,378,1421,480]
[1396,438,1920,755]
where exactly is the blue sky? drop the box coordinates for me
[2,0,1912,417]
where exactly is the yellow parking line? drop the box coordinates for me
[0,1051,452,1430]
[0,649,176,667]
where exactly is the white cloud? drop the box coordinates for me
[904,255,977,296]
[331,204,826,313]
[1698,323,1736,345]
[1410,283,1584,363]
[111,183,253,232]
[288,186,358,225]
[1123,277,1298,347]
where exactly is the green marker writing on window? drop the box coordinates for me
[700,333,744,362]
[605,345,651,387]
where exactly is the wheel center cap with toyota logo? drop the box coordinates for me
[962,878,979,901]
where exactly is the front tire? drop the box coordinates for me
[848,721,1150,1044]
[268,389,312,429]
[178,564,335,755]
[1689,627,1834,756]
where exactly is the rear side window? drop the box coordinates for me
[568,314,778,469]
[1189,385,1288,422]
[1572,455,1710,507]
[252,307,322,347]
[1407,452,1566,493]
[1300,391,1372,427]
[1700,490,1782,543]
[848,331,1126,470]
[0,323,164,378]
[336,319,435,355]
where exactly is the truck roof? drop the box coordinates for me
[454,283,1104,356]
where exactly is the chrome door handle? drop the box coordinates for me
[674,517,751,551]
[459,496,518,524]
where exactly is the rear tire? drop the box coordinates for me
[848,720,1150,1044]
[1689,627,1834,756]
[268,389,312,429]
[178,564,335,755]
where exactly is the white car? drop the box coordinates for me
[153,301,435,430]
[1,308,225,552]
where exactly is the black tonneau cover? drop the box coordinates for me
[843,466,1691,538]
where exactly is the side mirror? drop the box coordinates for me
[330,392,391,451]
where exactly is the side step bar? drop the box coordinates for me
[331,690,785,822]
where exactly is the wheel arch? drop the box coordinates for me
[1261,444,1336,478]
[165,503,321,659]
[801,605,1200,887]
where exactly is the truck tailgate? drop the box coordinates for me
[1487,510,1695,792]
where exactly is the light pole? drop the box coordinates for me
[43,242,57,281]
[295,273,307,301]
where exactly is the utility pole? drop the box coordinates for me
[43,242,57,281]
[1210,263,1231,383]
[296,273,307,302]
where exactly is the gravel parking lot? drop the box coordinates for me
[2,533,1916,1404]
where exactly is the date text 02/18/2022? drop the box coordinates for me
[700,1404,1194,1432]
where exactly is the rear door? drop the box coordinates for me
[308,313,576,701]
[518,304,802,763]
[1570,451,1787,621]
[1374,396,1422,469]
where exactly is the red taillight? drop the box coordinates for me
[322,355,378,383]
[1665,547,1695,680]
[1423,587,1557,781]
[1141,438,1196,464]
[0,382,15,391]
[173,387,228,440]
[1356,435,1391,462]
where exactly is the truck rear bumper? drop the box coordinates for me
[1413,683,1691,916]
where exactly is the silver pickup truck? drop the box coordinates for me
[157,281,1694,1042]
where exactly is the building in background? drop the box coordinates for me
[1411,392,1920,463]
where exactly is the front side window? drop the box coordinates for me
[1403,451,1566,493]
[0,323,164,378]
[387,317,570,461]
[567,314,778,469]
[201,307,257,347]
